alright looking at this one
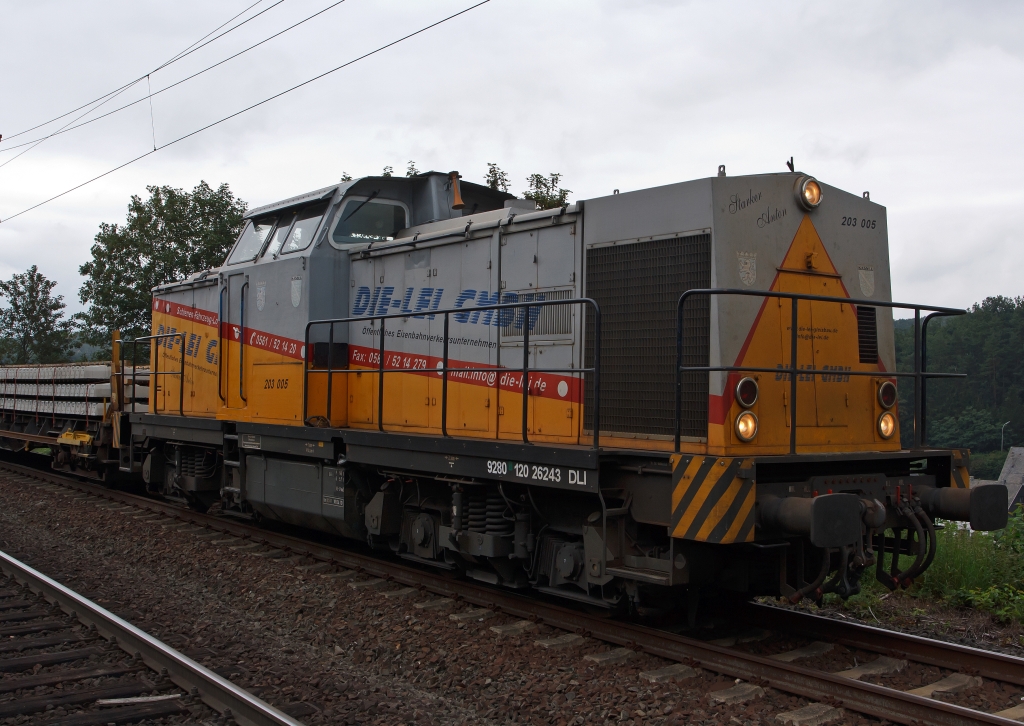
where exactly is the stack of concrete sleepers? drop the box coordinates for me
[0,363,148,419]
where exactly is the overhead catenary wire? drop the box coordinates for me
[0,0,283,144]
[0,80,141,171]
[150,0,274,74]
[146,75,157,151]
[0,1,492,225]
[0,1,288,172]
[0,0,350,154]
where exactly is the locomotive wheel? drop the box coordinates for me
[187,491,219,513]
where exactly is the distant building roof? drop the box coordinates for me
[997,447,1024,510]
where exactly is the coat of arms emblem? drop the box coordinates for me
[291,276,303,308]
[737,252,756,286]
[255,284,266,311]
[859,266,875,297]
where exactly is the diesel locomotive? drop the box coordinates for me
[0,167,1009,609]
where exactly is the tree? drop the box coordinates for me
[406,161,420,177]
[895,296,1024,451]
[523,172,571,209]
[0,266,74,364]
[485,163,510,193]
[77,181,247,349]
[927,407,1003,452]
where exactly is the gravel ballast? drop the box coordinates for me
[0,472,879,725]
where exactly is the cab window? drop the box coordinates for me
[227,217,276,265]
[261,212,296,259]
[279,203,328,255]
[330,199,407,245]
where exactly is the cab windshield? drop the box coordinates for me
[331,199,407,245]
[261,213,295,259]
[227,217,276,265]
[275,203,327,256]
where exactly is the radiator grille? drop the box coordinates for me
[500,289,573,338]
[584,235,711,438]
[857,306,878,364]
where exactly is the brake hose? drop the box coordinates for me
[788,547,832,604]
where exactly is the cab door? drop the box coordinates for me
[152,290,189,415]
[224,273,249,410]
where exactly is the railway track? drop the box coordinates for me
[0,547,304,726]
[2,458,1024,726]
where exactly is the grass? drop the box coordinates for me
[919,522,1022,596]
[830,508,1024,623]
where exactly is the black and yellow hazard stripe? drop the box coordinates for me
[950,448,970,489]
[669,455,755,544]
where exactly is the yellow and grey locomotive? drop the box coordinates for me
[0,168,1009,608]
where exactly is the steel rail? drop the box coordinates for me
[745,602,1024,686]
[1,459,1019,726]
[0,547,304,726]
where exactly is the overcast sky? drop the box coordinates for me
[1,0,1021,316]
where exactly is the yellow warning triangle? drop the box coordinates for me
[776,215,840,279]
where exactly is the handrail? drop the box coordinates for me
[674,288,966,454]
[239,281,249,403]
[217,284,227,403]
[440,315,449,437]
[920,311,960,447]
[114,332,186,417]
[303,297,601,449]
[377,316,386,434]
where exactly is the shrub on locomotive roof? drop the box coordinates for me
[74,167,1008,612]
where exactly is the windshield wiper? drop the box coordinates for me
[342,189,380,224]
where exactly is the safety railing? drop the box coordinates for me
[675,289,966,454]
[115,333,186,416]
[304,297,602,448]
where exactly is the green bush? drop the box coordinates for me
[926,507,1024,618]
[950,585,1024,623]
[947,507,1024,621]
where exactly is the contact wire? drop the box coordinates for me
[0,1,491,225]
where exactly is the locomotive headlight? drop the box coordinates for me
[795,176,823,211]
[878,381,897,409]
[735,411,758,442]
[878,411,896,439]
[735,377,759,408]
